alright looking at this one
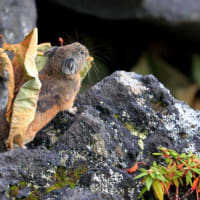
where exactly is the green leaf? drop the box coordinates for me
[140,168,148,172]
[188,170,193,178]
[186,173,192,186]
[152,153,163,156]
[191,168,200,175]
[134,171,148,179]
[150,172,156,179]
[158,166,167,174]
[165,158,170,163]
[178,177,183,185]
[80,58,93,82]
[173,179,179,188]
[152,180,164,200]
[156,174,167,182]
[138,186,148,199]
[145,176,153,191]
[179,153,187,159]
[36,42,51,72]
[153,161,157,167]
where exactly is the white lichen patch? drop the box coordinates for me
[92,133,108,158]
[184,143,200,157]
[127,187,136,199]
[119,71,148,96]
[44,125,59,145]
[114,143,125,158]
[58,150,69,166]
[162,102,200,145]
[90,169,124,196]
[138,139,144,150]
[174,103,200,135]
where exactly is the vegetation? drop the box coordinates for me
[133,147,200,200]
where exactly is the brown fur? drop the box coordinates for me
[5,42,89,149]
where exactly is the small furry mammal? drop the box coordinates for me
[5,42,90,149]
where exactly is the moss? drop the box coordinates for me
[8,182,40,200]
[124,122,134,132]
[114,112,148,150]
[46,166,87,193]
[125,122,147,139]
[113,114,120,121]
[24,191,39,200]
[124,122,148,150]
[18,181,28,190]
[9,185,19,197]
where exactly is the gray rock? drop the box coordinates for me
[0,71,8,111]
[50,0,200,23]
[50,0,200,40]
[0,71,200,199]
[0,0,37,43]
[43,188,122,200]
[0,70,9,142]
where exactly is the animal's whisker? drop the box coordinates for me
[93,55,110,63]
[92,61,101,81]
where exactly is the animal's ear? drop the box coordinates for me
[44,46,58,57]
[62,58,77,75]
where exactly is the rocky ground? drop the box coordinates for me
[0,71,200,199]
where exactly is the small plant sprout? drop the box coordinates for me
[130,147,200,200]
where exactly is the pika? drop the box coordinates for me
[5,42,91,149]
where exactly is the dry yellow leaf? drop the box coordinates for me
[5,28,41,149]
[1,28,38,94]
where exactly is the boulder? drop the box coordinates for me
[0,71,200,199]
[50,0,200,23]
[50,0,200,40]
[0,0,37,43]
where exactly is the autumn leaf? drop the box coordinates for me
[1,28,43,121]
[36,42,51,72]
[192,177,199,191]
[5,28,41,149]
[1,30,35,94]
[125,163,139,174]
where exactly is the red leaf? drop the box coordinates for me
[125,163,139,174]
[192,177,199,191]
[177,163,184,169]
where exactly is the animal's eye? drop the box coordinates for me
[80,51,84,55]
